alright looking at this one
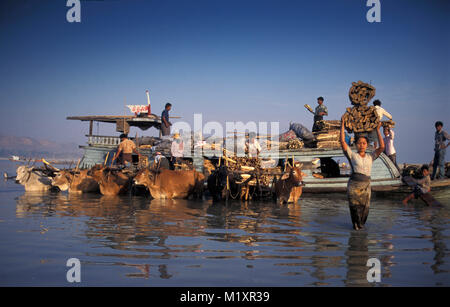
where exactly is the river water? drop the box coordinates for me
[0,161,449,286]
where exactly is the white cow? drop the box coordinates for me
[15,166,53,192]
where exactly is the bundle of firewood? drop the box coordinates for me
[342,81,380,134]
[315,120,341,132]
[348,80,376,106]
[313,121,341,148]
[316,141,341,149]
[381,120,396,129]
[279,138,304,150]
[227,157,262,171]
[342,105,379,133]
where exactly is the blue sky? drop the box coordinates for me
[0,0,449,163]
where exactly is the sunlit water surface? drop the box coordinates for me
[0,161,449,286]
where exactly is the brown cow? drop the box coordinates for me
[87,165,132,196]
[51,169,99,194]
[274,165,307,205]
[133,168,204,199]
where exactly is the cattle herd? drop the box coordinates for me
[13,160,307,205]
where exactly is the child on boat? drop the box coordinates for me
[402,165,431,205]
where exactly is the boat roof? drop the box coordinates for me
[67,114,161,130]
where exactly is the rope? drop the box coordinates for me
[227,175,242,200]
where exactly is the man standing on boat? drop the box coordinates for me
[308,97,328,132]
[431,121,449,180]
[161,103,172,137]
[171,132,184,169]
[245,132,261,158]
[112,134,141,167]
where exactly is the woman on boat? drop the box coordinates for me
[340,117,384,230]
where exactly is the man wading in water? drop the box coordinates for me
[340,117,384,230]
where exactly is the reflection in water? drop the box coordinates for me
[345,231,369,286]
[418,208,448,275]
[9,190,450,286]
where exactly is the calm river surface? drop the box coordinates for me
[0,161,449,286]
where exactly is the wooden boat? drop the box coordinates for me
[67,114,162,169]
[67,115,449,194]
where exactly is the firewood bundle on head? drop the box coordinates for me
[348,81,376,106]
[381,120,396,129]
[342,81,380,134]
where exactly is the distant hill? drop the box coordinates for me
[0,134,82,159]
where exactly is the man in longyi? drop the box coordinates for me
[307,96,328,132]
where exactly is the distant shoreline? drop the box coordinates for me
[0,157,80,164]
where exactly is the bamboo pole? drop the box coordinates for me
[104,152,110,166]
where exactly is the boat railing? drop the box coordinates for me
[86,135,134,146]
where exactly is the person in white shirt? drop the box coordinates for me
[340,116,385,230]
[171,133,184,169]
[383,127,399,169]
[369,99,393,147]
[245,132,261,158]
[373,99,392,121]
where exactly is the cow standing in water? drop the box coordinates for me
[51,169,99,194]
[87,165,132,196]
[274,165,306,205]
[15,166,53,192]
[133,168,204,199]
[207,165,241,202]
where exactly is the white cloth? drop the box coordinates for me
[374,106,392,121]
[383,130,396,156]
[344,147,379,177]
[171,140,184,158]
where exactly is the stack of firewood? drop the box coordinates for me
[342,81,380,134]
[381,120,396,129]
[315,130,340,148]
[315,120,341,131]
[348,80,376,105]
[313,120,341,148]
[279,138,304,150]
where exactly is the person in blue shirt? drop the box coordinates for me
[161,103,172,136]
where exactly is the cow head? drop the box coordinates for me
[16,166,32,184]
[133,168,160,187]
[87,165,108,182]
[51,170,72,191]
[215,166,229,189]
[133,168,149,186]
[281,164,306,186]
